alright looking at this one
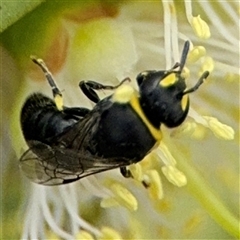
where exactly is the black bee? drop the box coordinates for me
[20,41,209,185]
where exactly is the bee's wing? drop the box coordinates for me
[20,141,128,186]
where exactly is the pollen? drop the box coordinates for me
[54,94,64,111]
[101,180,138,211]
[161,165,187,187]
[190,15,211,39]
[187,46,206,63]
[203,116,235,140]
[99,227,123,240]
[145,170,164,200]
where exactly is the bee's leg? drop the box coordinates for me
[79,77,131,103]
[120,166,133,178]
[31,56,64,111]
[63,107,90,117]
[120,166,150,188]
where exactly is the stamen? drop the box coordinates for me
[81,177,111,198]
[161,165,187,187]
[76,230,95,240]
[170,121,197,138]
[184,0,193,23]
[182,212,204,236]
[59,185,101,236]
[200,57,214,75]
[216,62,239,75]
[156,142,177,166]
[187,46,206,63]
[162,1,172,69]
[101,180,138,211]
[190,15,211,39]
[169,2,180,63]
[198,1,238,45]
[39,187,73,239]
[145,170,164,200]
[219,1,239,23]
[128,163,143,182]
[203,116,235,140]
[184,0,211,39]
[99,227,123,240]
[224,73,240,82]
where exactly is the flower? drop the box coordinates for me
[2,1,239,239]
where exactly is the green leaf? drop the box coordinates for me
[0,1,45,33]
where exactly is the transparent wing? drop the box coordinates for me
[20,141,128,186]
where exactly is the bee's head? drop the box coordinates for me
[137,41,209,128]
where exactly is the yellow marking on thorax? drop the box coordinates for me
[160,73,177,87]
[181,94,189,111]
[112,85,135,103]
[130,94,162,141]
[111,84,162,141]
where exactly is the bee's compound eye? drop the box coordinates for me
[136,72,146,85]
[136,71,154,86]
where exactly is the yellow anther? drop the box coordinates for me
[171,121,206,140]
[100,197,120,208]
[76,231,95,240]
[200,56,214,75]
[181,67,190,79]
[129,163,143,182]
[99,227,122,240]
[102,180,138,211]
[187,46,206,63]
[203,116,235,140]
[190,124,207,140]
[170,121,197,138]
[224,73,240,82]
[161,165,187,187]
[190,15,211,39]
[145,170,163,200]
[154,198,172,213]
[182,212,204,236]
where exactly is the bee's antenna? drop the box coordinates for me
[182,71,209,95]
[31,56,63,111]
[179,41,190,73]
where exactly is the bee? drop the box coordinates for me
[20,41,209,185]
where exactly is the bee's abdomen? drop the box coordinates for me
[20,93,77,144]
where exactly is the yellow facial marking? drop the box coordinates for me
[160,73,177,87]
[181,94,189,111]
[111,85,135,103]
[130,95,162,141]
